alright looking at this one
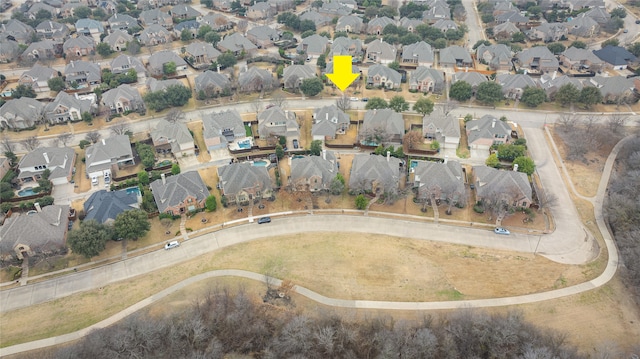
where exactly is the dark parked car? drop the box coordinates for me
[257,216,271,224]
[293,139,299,149]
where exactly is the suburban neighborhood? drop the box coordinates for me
[0,0,639,356]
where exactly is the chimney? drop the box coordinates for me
[34,203,42,213]
[161,173,166,185]
[43,152,50,164]
[217,64,221,73]
[386,151,390,162]
[552,70,557,80]
[101,138,106,145]
[322,149,326,160]
[444,155,448,164]
[513,163,519,172]
[492,119,496,128]
[326,112,328,121]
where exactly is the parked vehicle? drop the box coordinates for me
[257,216,271,224]
[494,227,510,235]
[165,241,180,250]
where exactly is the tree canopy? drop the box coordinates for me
[143,84,192,111]
[520,87,546,107]
[114,209,151,241]
[475,82,503,105]
[449,81,473,102]
[310,140,323,156]
[388,96,409,112]
[300,77,324,97]
[413,98,434,115]
[364,97,388,110]
[67,220,113,258]
[513,156,535,175]
[579,86,602,108]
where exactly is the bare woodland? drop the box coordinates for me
[557,114,627,161]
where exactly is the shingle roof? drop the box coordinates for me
[496,73,537,91]
[151,119,194,154]
[516,46,559,68]
[561,47,602,64]
[466,115,512,145]
[247,25,279,41]
[85,135,133,174]
[83,189,139,224]
[413,160,465,202]
[283,64,316,87]
[349,154,401,191]
[290,154,338,187]
[439,45,472,64]
[63,36,95,51]
[312,104,350,137]
[45,91,93,115]
[21,64,57,83]
[238,66,274,88]
[473,165,532,203]
[422,108,460,139]
[101,84,142,107]
[75,18,104,32]
[0,97,44,127]
[17,146,75,181]
[452,71,488,87]
[367,64,402,85]
[64,60,101,82]
[147,50,187,71]
[110,54,146,74]
[150,171,210,213]
[593,45,638,66]
[361,108,404,138]
[147,78,183,92]
[203,109,244,142]
[258,106,299,138]
[402,41,434,63]
[194,70,230,92]
[103,29,133,48]
[217,163,272,197]
[296,34,329,54]
[218,32,257,53]
[0,205,69,257]
[366,38,396,61]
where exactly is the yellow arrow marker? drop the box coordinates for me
[326,55,359,91]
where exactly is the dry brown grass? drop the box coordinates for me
[186,121,212,163]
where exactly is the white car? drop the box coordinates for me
[164,241,180,250]
[494,227,510,235]
[350,97,359,101]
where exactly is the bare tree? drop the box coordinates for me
[271,93,287,108]
[21,136,40,151]
[403,130,424,152]
[165,108,184,123]
[336,94,351,112]
[237,19,249,34]
[85,131,101,144]
[557,113,578,131]
[250,98,263,114]
[1,135,15,153]
[111,121,131,135]
[607,113,627,134]
[58,132,73,147]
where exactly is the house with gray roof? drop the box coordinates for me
[150,171,210,214]
[560,46,604,71]
[283,64,316,90]
[108,13,139,32]
[537,74,584,99]
[19,64,58,93]
[170,4,201,19]
[151,119,195,156]
[401,41,434,68]
[296,34,329,58]
[0,204,70,261]
[21,39,57,60]
[587,76,637,104]
[147,50,187,76]
[183,41,220,69]
[218,32,257,56]
[409,66,444,93]
[0,97,44,130]
[238,67,275,93]
[593,45,638,70]
[139,24,173,46]
[360,108,404,145]
[336,14,364,33]
[525,22,567,42]
[258,106,299,140]
[17,147,76,185]
[466,115,512,156]
[0,39,20,63]
[247,1,275,20]
[324,62,359,81]
[75,18,104,42]
[365,38,397,64]
[422,3,450,23]
[398,17,425,33]
[111,54,147,80]
[103,30,132,52]
[217,163,273,205]
[63,36,96,58]
[492,21,520,41]
[412,160,465,205]
[36,21,69,43]
[203,109,245,151]
[584,6,610,25]
[452,71,488,94]
[515,46,559,74]
[300,10,333,27]
[268,0,296,11]
[101,84,145,114]
[366,64,401,89]
[328,36,363,59]
[200,13,234,31]
[318,0,352,16]
[472,165,532,207]
[566,14,599,37]
[83,189,140,224]
[246,25,280,48]
[476,43,512,71]
[432,19,458,31]
[0,19,35,44]
[495,10,529,25]
[290,151,338,192]
[496,73,536,99]
[64,60,101,86]
[349,154,401,194]
[312,104,350,141]
[44,91,94,125]
[212,0,233,11]
[85,135,134,179]
[173,20,199,39]
[194,70,231,97]
[139,9,173,28]
[422,109,460,152]
[366,16,395,35]
[27,2,57,20]
[439,45,472,69]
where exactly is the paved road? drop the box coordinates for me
[461,0,486,49]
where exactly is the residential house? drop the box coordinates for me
[0,204,70,261]
[593,45,638,70]
[493,0,515,15]
[282,64,316,90]
[588,76,637,104]
[515,46,559,74]
[360,108,404,145]
[97,0,118,15]
[452,72,488,95]
[27,2,58,20]
[296,34,329,58]
[0,39,20,63]
[367,64,401,89]
[466,115,512,156]
[365,38,397,64]
[584,6,610,25]
[336,14,364,33]
[0,97,44,130]
[439,45,473,69]
[299,10,333,27]
[412,160,465,205]
[83,189,140,224]
[101,84,145,114]
[566,14,599,38]
[44,91,94,124]
[64,60,101,86]
[173,20,199,39]
[257,106,299,140]
[525,22,568,42]
[139,9,173,28]
[212,0,233,11]
[85,135,134,179]
[324,61,359,82]
[318,0,352,16]
[366,16,395,35]
[35,21,69,43]
[194,70,231,97]
[398,17,425,33]
[19,64,58,93]
[496,73,537,99]
[560,46,604,71]
[492,21,520,41]
[21,39,57,60]
[151,119,196,156]
[63,36,95,58]
[246,1,275,20]
[409,66,444,93]
[349,153,401,194]
[238,67,275,93]
[75,18,104,43]
[139,24,173,46]
[0,19,35,44]
[422,109,460,152]
[217,32,257,56]
[328,36,363,59]
[217,163,273,205]
[495,10,529,25]
[422,3,451,23]
[170,4,201,19]
[17,147,76,185]
[476,43,513,71]
[108,13,139,32]
[432,19,458,31]
[290,151,338,192]
[202,109,245,151]
[537,74,584,99]
[103,30,132,52]
[268,0,295,11]
[473,165,532,207]
[111,54,147,80]
[185,41,221,68]
[147,50,187,76]
[312,104,350,141]
[60,2,84,19]
[401,41,434,68]
[246,25,280,48]
[150,171,210,214]
[200,13,233,31]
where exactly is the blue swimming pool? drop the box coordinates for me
[124,187,141,196]
[253,160,268,167]
[410,161,419,168]
[238,139,251,149]
[293,155,305,159]
[18,188,36,197]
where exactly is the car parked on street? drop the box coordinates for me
[494,227,510,235]
[165,241,180,249]
[258,216,271,224]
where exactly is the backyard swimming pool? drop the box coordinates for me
[123,187,141,196]
[238,139,252,149]
[252,160,269,167]
[18,188,36,197]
